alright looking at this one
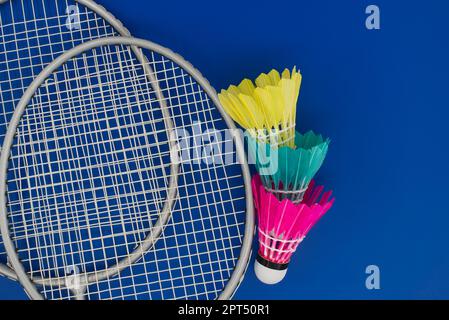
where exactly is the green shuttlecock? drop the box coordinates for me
[247,130,330,203]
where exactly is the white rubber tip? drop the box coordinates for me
[254,260,287,285]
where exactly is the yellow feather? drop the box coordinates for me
[255,73,271,88]
[227,93,252,128]
[267,69,281,85]
[253,87,275,127]
[218,93,238,125]
[219,67,302,148]
[281,68,291,79]
[227,85,241,96]
[237,79,256,96]
[265,86,284,124]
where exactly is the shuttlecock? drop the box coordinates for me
[247,130,330,203]
[218,68,302,148]
[252,174,334,284]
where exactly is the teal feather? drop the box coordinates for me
[247,131,330,201]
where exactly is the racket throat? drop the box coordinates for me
[71,285,87,301]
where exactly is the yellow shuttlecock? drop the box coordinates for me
[218,68,302,148]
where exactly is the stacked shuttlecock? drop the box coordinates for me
[219,67,334,285]
[252,175,334,284]
[247,130,330,203]
[218,68,301,148]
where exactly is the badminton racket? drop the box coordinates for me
[0,0,135,281]
[0,36,254,300]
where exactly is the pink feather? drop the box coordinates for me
[252,174,334,264]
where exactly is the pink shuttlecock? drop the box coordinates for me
[252,174,334,284]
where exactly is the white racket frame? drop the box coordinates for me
[0,0,141,282]
[0,37,254,300]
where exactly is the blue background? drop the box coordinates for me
[1,0,449,299]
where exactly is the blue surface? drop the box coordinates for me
[1,0,449,299]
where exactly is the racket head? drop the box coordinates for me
[0,37,254,300]
[0,0,135,280]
